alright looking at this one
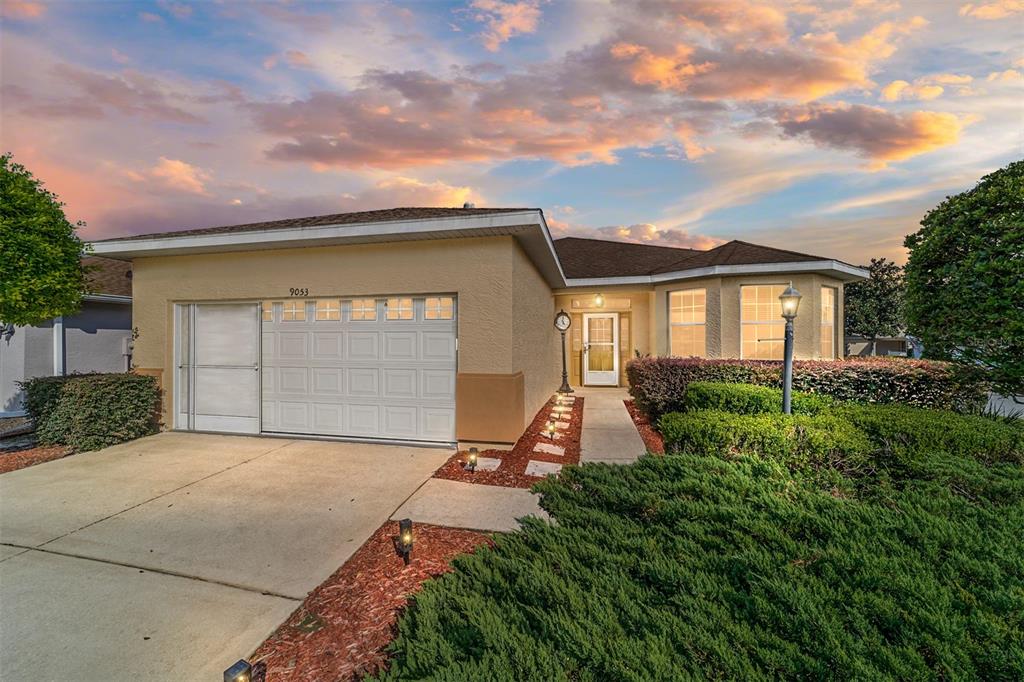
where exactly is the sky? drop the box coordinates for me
[1,0,1021,264]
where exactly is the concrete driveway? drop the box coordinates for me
[0,432,451,681]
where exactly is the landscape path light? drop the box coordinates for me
[778,283,802,414]
[224,659,252,682]
[398,518,414,565]
[553,309,573,394]
[466,447,478,472]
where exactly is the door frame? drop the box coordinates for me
[582,312,619,386]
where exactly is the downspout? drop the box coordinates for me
[53,316,65,376]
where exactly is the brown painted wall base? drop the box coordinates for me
[455,372,525,444]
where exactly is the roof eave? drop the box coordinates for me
[564,260,869,287]
[89,210,568,288]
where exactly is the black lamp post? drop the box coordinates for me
[779,283,803,414]
[554,309,573,394]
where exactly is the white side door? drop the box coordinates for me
[583,312,619,386]
[176,303,261,434]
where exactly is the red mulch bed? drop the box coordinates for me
[432,395,584,488]
[252,521,491,682]
[0,445,71,474]
[624,399,664,454]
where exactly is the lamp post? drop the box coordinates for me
[779,283,803,414]
[554,310,573,394]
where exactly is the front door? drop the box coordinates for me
[583,313,619,386]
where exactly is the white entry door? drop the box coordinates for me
[175,303,261,434]
[583,312,619,386]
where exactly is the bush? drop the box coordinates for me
[683,381,834,415]
[659,410,872,480]
[627,356,988,420]
[25,373,160,451]
[373,455,1024,680]
[838,403,1023,465]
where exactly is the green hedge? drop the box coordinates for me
[373,455,1024,680]
[627,356,989,420]
[683,381,834,415]
[22,373,161,452]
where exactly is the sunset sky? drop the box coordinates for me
[2,0,1021,263]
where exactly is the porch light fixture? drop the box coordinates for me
[466,447,479,472]
[224,660,252,682]
[594,293,605,308]
[554,310,574,394]
[778,283,803,414]
[398,518,414,565]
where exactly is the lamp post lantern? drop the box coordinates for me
[554,310,573,394]
[779,283,803,414]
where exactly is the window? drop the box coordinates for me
[262,301,274,321]
[350,299,376,321]
[669,288,706,357]
[315,299,341,321]
[741,285,787,359]
[820,286,836,359]
[425,297,454,320]
[386,297,414,320]
[282,300,306,321]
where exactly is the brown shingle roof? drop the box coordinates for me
[94,207,534,243]
[554,237,831,279]
[553,237,700,278]
[83,256,132,297]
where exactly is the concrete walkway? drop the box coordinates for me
[577,387,647,464]
[391,478,549,532]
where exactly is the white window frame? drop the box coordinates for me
[425,296,455,320]
[386,297,414,320]
[261,301,275,322]
[668,288,706,357]
[350,298,377,321]
[740,284,787,360]
[281,300,306,322]
[315,299,341,321]
[820,286,837,359]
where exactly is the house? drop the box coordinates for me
[0,257,133,416]
[89,207,866,444]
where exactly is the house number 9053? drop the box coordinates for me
[289,288,309,296]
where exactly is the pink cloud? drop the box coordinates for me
[469,0,542,52]
[1,0,46,19]
[959,1,1024,19]
[146,157,212,195]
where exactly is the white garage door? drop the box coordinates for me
[260,296,457,443]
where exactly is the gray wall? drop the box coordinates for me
[0,302,131,415]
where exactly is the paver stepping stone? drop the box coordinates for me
[555,421,570,429]
[533,442,564,456]
[472,457,501,471]
[525,460,562,477]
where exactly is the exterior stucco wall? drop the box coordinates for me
[64,303,132,374]
[131,236,554,438]
[512,242,561,419]
[0,323,53,414]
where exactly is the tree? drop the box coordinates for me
[844,257,905,356]
[0,154,88,327]
[903,160,1024,398]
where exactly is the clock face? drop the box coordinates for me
[554,312,571,331]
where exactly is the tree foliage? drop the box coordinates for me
[0,154,87,326]
[843,257,905,353]
[904,160,1024,397]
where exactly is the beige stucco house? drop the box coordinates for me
[90,207,866,444]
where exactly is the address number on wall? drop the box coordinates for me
[289,288,309,296]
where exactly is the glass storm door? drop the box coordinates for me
[583,313,619,386]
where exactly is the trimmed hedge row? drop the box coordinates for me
[627,356,989,420]
[20,373,161,452]
[683,381,834,415]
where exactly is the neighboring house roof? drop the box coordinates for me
[552,237,700,278]
[83,256,132,297]
[93,207,532,243]
[648,240,824,273]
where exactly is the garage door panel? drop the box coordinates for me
[262,296,455,442]
[348,368,380,397]
[312,368,343,394]
[383,332,417,360]
[348,333,380,360]
[348,404,380,435]
[422,333,456,361]
[261,333,276,362]
[261,401,276,429]
[383,369,417,398]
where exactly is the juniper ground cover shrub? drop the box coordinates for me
[627,356,988,420]
[373,454,1024,680]
[23,373,160,451]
